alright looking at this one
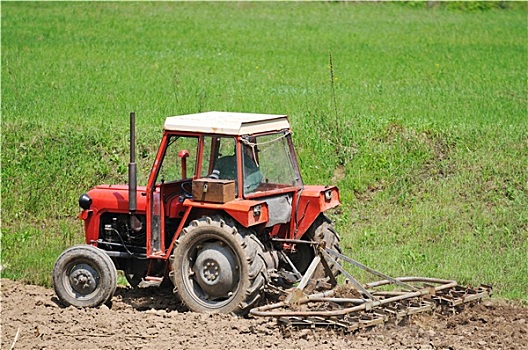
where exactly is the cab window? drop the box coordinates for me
[157,136,199,184]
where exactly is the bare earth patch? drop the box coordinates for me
[1,279,526,349]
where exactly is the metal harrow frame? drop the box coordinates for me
[250,244,492,332]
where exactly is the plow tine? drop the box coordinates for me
[433,284,493,307]
[325,248,419,291]
[318,247,374,299]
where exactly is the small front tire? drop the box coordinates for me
[53,245,117,308]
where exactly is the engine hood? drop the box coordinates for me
[85,184,148,214]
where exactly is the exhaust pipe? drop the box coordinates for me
[128,112,142,232]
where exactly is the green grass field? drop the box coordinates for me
[2,2,526,300]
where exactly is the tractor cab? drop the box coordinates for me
[145,112,314,256]
[157,111,303,197]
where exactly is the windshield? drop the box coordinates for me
[242,131,303,196]
[156,136,199,184]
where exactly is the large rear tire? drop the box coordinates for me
[170,216,268,315]
[289,215,341,285]
[53,245,117,308]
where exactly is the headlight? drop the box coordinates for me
[79,193,92,210]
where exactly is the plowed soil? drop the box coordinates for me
[1,278,526,350]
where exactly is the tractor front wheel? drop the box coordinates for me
[170,216,268,315]
[53,245,117,308]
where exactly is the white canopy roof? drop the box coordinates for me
[164,111,291,136]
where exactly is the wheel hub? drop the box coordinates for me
[202,260,220,282]
[69,264,98,295]
[192,242,238,300]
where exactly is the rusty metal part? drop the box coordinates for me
[251,246,492,332]
[271,238,318,245]
[251,277,458,318]
[433,284,493,307]
[278,313,386,331]
[324,248,418,292]
[277,251,303,281]
[318,248,373,299]
[282,255,323,305]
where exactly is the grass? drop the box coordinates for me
[1,2,526,301]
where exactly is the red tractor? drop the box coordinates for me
[53,112,341,315]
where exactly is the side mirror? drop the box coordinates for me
[178,150,190,179]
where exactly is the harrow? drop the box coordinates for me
[250,243,492,332]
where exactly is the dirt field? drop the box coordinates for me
[1,278,526,350]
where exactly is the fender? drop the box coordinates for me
[294,185,340,239]
[182,198,269,228]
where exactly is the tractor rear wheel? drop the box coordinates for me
[53,245,117,308]
[289,215,341,285]
[170,216,268,315]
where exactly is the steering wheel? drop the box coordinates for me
[181,180,193,199]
